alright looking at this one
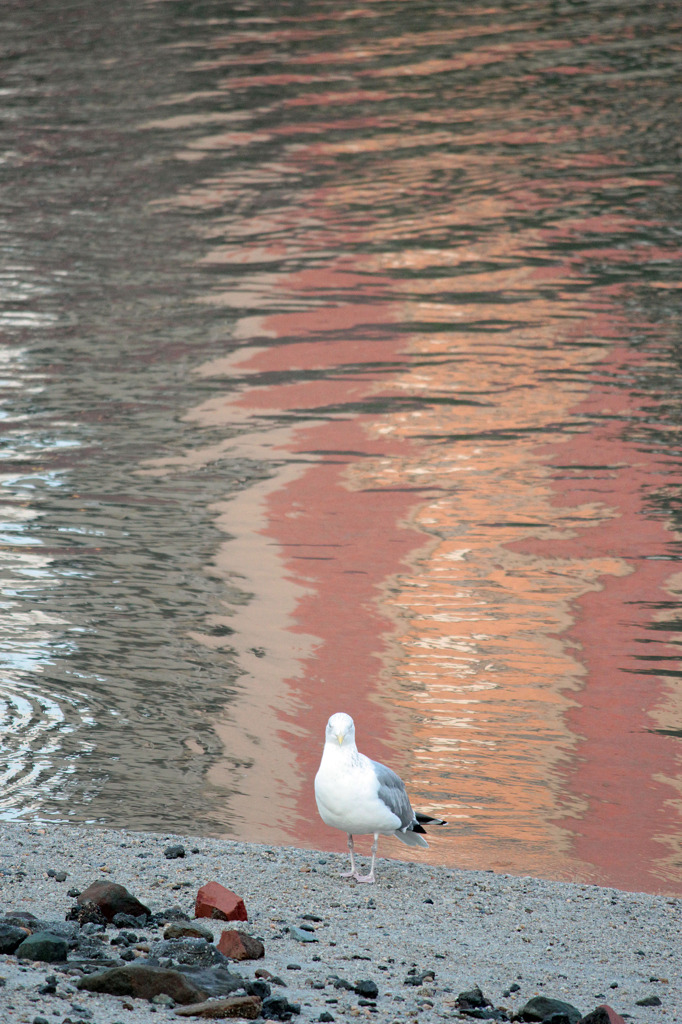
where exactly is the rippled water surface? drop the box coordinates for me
[1,0,682,894]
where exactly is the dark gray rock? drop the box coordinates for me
[175,965,246,998]
[80,922,105,936]
[465,1010,511,1021]
[150,907,191,926]
[329,975,354,991]
[247,978,271,1000]
[404,969,436,986]
[457,986,492,1010]
[150,937,231,968]
[354,979,379,999]
[635,995,662,1007]
[40,920,80,941]
[16,931,69,963]
[4,911,40,928]
[164,844,186,859]
[517,996,583,1024]
[113,912,148,929]
[0,923,30,954]
[262,994,302,1020]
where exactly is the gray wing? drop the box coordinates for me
[371,759,416,830]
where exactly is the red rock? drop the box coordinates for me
[195,882,247,922]
[174,995,261,1019]
[216,930,264,961]
[579,1008,627,1024]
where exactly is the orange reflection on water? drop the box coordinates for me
[143,9,682,894]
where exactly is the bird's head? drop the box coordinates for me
[325,712,355,747]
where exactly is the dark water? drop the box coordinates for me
[1,0,681,894]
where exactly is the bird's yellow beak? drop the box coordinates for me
[336,733,343,745]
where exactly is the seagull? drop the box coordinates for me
[314,711,446,883]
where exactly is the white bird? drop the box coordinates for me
[314,711,446,883]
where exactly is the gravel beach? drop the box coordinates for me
[0,822,679,1023]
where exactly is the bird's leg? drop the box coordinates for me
[339,833,358,877]
[352,833,378,884]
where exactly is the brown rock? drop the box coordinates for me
[75,881,151,922]
[77,964,204,1004]
[216,930,264,961]
[580,1008,627,1024]
[195,882,247,923]
[174,995,261,1019]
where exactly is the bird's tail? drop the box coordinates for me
[394,828,429,848]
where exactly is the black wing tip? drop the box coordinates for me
[415,812,447,826]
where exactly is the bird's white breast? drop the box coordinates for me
[314,746,401,835]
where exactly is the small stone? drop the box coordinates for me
[457,986,491,1010]
[32,1017,50,1024]
[330,976,354,991]
[54,871,68,882]
[319,1014,335,1023]
[354,980,379,999]
[216,930,264,961]
[113,912,147,929]
[164,844,186,860]
[518,996,583,1024]
[246,979,271,1000]
[152,907,192,926]
[289,926,318,943]
[635,995,662,1007]
[151,993,176,1007]
[404,970,436,987]
[165,923,214,942]
[195,883,247,923]
[174,995,262,1019]
[261,994,302,1020]
[67,888,81,898]
[150,938,228,968]
[16,932,69,963]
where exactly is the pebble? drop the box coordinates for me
[289,925,318,943]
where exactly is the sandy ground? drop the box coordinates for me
[0,822,679,1023]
